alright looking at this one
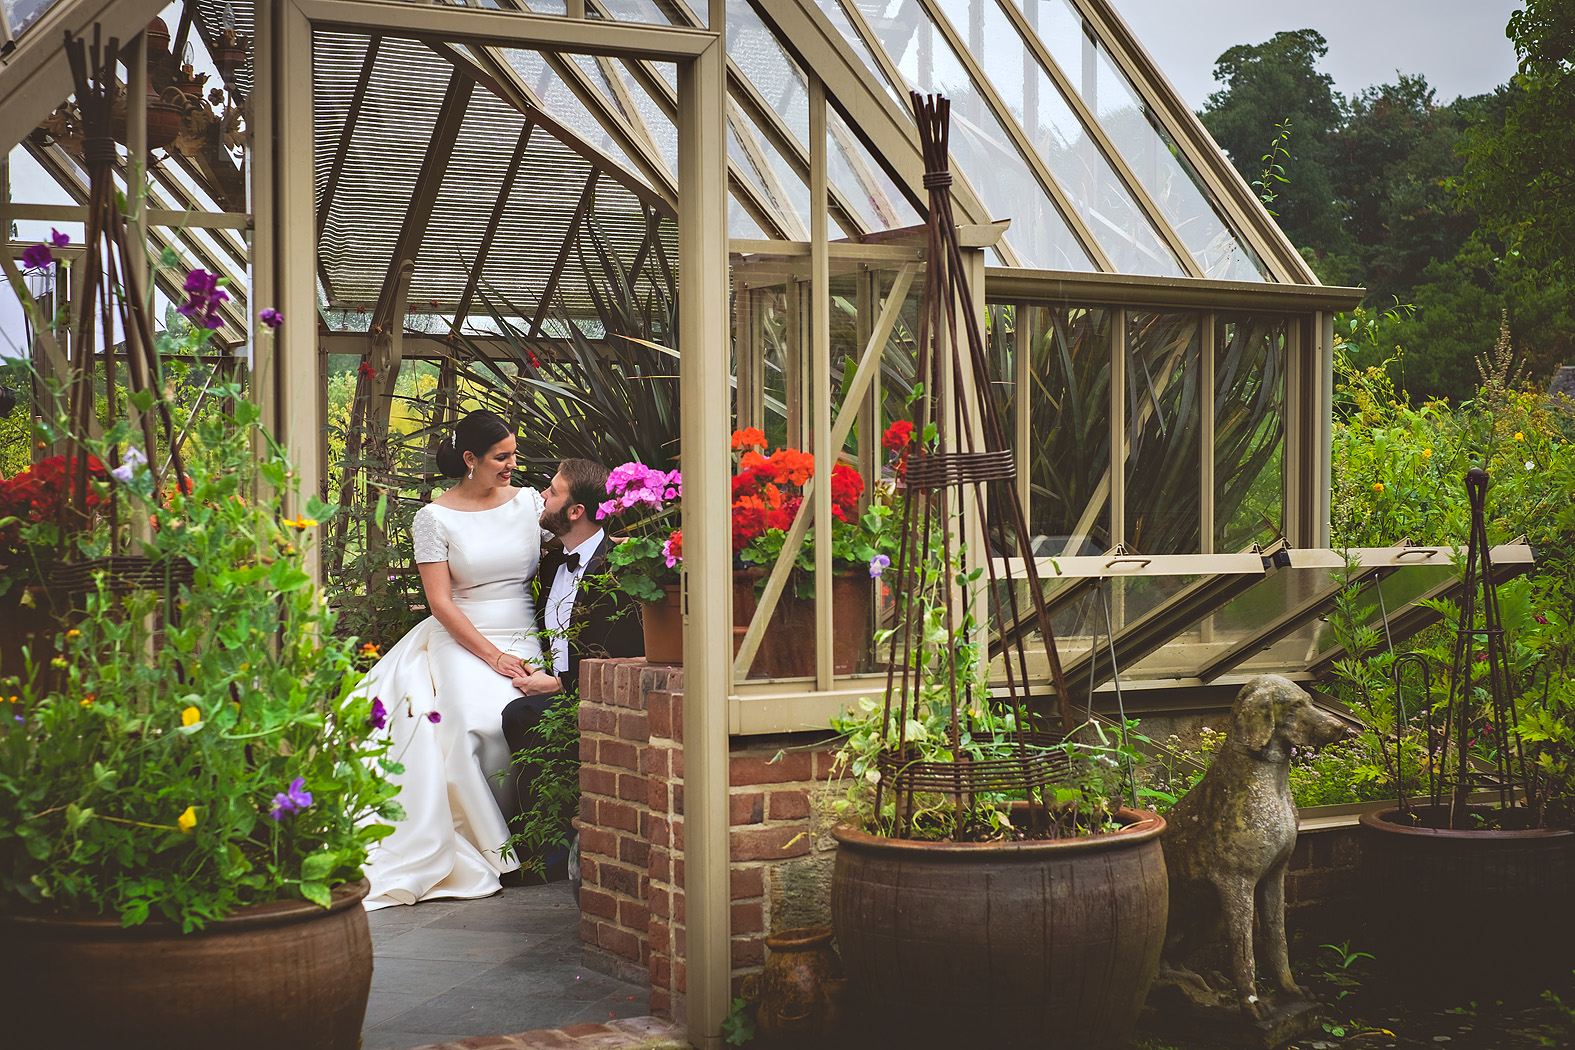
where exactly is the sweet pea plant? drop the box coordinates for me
[0,250,401,930]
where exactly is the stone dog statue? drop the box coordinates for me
[1158,674,1348,1020]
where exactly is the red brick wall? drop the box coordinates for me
[575,658,1366,1021]
[575,659,842,1022]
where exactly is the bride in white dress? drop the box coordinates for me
[359,409,560,910]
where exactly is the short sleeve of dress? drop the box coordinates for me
[521,488,552,545]
[412,506,449,563]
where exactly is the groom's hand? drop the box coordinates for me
[512,670,561,696]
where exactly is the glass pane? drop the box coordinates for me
[504,49,644,180]
[1025,304,1110,556]
[4,0,60,39]
[1011,0,1267,281]
[828,109,922,231]
[813,0,907,107]
[1215,315,1286,553]
[847,0,1093,270]
[931,0,1181,276]
[1125,310,1201,554]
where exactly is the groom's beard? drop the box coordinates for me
[540,504,572,538]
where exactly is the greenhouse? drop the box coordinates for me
[0,1,1551,1048]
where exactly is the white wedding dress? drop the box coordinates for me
[360,485,547,911]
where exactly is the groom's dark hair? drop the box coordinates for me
[558,458,610,518]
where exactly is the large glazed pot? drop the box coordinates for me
[1360,805,1574,993]
[0,879,373,1049]
[831,810,1167,1048]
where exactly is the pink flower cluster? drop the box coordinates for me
[596,461,681,521]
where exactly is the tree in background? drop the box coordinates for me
[1459,0,1575,281]
[1202,30,1346,256]
[1201,16,1574,403]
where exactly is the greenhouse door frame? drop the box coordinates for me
[252,1,732,1044]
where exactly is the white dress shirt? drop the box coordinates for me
[544,529,605,677]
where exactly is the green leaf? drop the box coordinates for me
[300,880,332,908]
[373,491,388,531]
[301,851,338,881]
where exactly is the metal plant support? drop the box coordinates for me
[871,94,1072,838]
[1426,467,1535,827]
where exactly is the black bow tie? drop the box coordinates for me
[564,552,581,573]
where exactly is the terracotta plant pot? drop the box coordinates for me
[0,879,373,1049]
[831,810,1168,1049]
[1360,805,1574,993]
[640,583,684,665]
[734,569,871,679]
[741,925,847,1045]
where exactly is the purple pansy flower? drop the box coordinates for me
[259,308,283,330]
[20,243,53,271]
[369,697,387,730]
[176,269,231,330]
[869,554,891,578]
[49,229,69,248]
[268,776,314,820]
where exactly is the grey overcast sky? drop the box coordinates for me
[1108,0,1523,112]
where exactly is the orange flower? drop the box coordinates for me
[731,427,767,451]
[768,448,814,486]
[739,449,769,472]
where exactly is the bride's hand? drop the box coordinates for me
[492,651,528,679]
[512,670,561,696]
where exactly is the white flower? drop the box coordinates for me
[1526,460,1535,470]
[111,446,147,484]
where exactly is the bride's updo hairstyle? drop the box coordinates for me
[435,409,511,479]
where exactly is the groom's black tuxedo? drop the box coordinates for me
[500,533,643,758]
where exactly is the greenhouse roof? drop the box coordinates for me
[3,0,1328,321]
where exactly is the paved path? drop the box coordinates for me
[362,885,654,1050]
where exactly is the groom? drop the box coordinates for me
[504,458,643,849]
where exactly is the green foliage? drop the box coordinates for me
[0,390,399,931]
[500,699,581,880]
[828,533,1144,840]
[1252,118,1293,215]
[1202,30,1345,252]
[1458,0,1575,282]
[722,996,757,1046]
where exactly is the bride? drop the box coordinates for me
[359,409,558,910]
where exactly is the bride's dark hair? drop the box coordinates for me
[435,409,511,479]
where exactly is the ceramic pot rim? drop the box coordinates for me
[831,808,1165,858]
[1359,805,1574,841]
[1,878,370,936]
[765,925,834,951]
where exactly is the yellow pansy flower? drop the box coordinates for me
[65,629,81,639]
[182,706,202,726]
[281,516,319,529]
[1515,432,1525,441]
[1421,448,1432,459]
[177,806,198,834]
[1372,482,1384,493]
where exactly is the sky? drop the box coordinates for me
[1109,0,1523,112]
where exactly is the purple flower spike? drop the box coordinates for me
[176,268,231,330]
[268,776,314,820]
[426,711,442,724]
[49,229,69,248]
[259,308,283,330]
[369,697,387,730]
[21,243,53,271]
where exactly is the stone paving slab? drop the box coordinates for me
[389,1017,688,1050]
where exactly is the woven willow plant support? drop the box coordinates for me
[60,27,189,548]
[871,94,1072,839]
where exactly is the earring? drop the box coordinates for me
[467,464,474,480]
